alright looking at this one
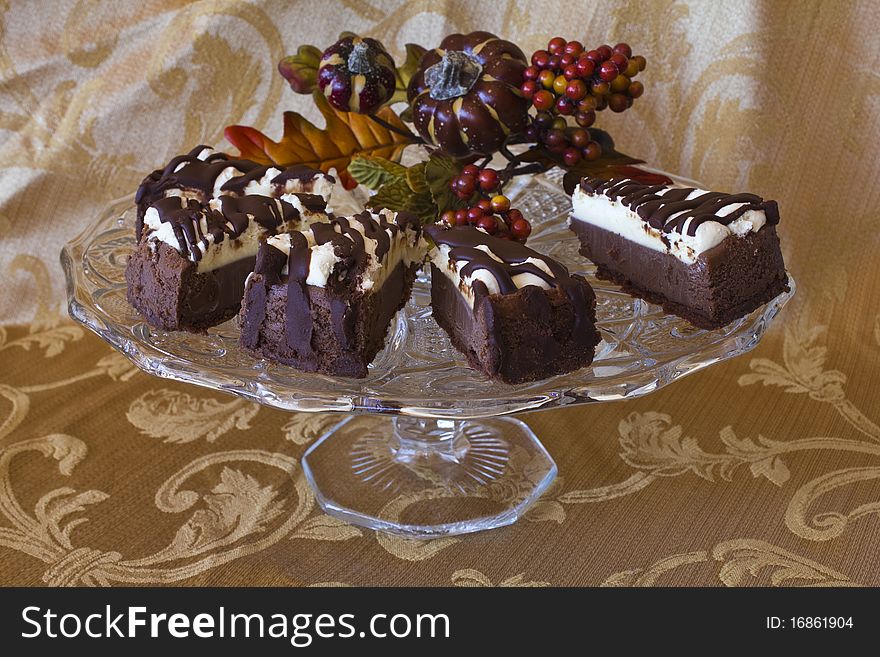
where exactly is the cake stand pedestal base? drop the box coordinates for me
[301,415,557,537]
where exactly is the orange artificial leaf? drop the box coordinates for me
[224,91,417,189]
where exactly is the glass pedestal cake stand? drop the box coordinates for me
[61,169,794,537]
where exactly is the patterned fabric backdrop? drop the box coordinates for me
[1,0,879,586]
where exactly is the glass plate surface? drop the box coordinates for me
[61,169,795,420]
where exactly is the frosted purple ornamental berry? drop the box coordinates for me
[317,36,396,114]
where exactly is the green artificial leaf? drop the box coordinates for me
[405,161,429,194]
[366,177,436,223]
[367,177,412,210]
[278,44,322,94]
[404,189,438,221]
[424,152,467,214]
[348,155,407,190]
[354,151,471,225]
[391,43,427,105]
[424,152,458,190]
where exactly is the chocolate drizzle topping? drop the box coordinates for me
[149,194,306,262]
[426,224,562,294]
[136,146,258,238]
[151,197,206,262]
[580,176,780,236]
[425,224,592,334]
[247,212,422,359]
[289,211,417,288]
[284,232,314,355]
[271,165,335,186]
[294,193,331,214]
[135,145,332,240]
[219,164,332,195]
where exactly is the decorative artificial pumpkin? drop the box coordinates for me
[407,31,529,158]
[318,35,396,114]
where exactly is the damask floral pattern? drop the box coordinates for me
[1,0,879,586]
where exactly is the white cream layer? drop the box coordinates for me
[168,148,333,204]
[165,146,216,202]
[237,166,336,203]
[144,146,336,271]
[569,182,767,265]
[429,243,554,309]
[143,194,331,272]
[265,209,427,292]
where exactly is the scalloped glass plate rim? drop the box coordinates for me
[61,170,795,419]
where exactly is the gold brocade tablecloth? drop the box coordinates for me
[1,0,879,587]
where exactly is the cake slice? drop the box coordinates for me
[126,145,335,331]
[569,177,788,329]
[239,210,426,378]
[425,224,600,384]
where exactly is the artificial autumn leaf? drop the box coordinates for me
[278,44,322,94]
[552,128,656,194]
[515,128,652,193]
[562,160,670,195]
[348,154,407,190]
[224,91,417,189]
[390,43,428,105]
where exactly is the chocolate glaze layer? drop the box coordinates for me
[240,212,423,373]
[283,211,421,297]
[569,218,788,329]
[580,176,780,237]
[240,261,420,378]
[125,240,257,332]
[430,263,600,384]
[128,145,335,332]
[135,145,244,205]
[284,231,316,355]
[425,224,593,336]
[220,164,332,194]
[425,225,599,383]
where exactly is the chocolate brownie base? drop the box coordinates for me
[430,264,600,384]
[240,262,419,378]
[569,220,788,329]
[125,240,254,331]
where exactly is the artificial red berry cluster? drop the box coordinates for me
[440,165,531,242]
[519,39,646,166]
